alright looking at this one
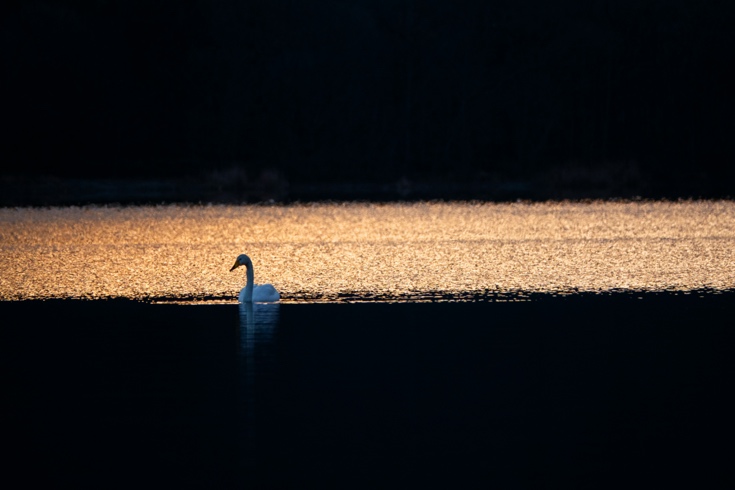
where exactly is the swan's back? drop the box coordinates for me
[240,284,280,303]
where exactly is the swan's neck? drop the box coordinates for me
[243,264,255,302]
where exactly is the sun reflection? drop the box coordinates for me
[1,201,734,302]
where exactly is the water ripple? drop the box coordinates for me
[2,201,734,302]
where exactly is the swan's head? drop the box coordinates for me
[230,254,252,272]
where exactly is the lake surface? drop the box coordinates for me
[2,201,734,487]
[2,201,735,301]
[3,296,733,488]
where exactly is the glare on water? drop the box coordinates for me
[1,201,734,302]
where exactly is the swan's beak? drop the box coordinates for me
[230,261,241,272]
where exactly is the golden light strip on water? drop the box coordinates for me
[1,201,734,302]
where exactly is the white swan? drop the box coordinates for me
[229,253,280,303]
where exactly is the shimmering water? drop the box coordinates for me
[2,201,734,302]
[4,201,735,488]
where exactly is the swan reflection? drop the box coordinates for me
[238,301,280,473]
[239,302,280,380]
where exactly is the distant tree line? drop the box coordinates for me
[2,0,734,194]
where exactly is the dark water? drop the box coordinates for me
[3,294,734,488]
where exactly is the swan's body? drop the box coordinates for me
[230,254,280,303]
[240,283,279,303]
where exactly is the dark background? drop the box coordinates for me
[2,0,735,202]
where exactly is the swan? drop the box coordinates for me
[229,253,280,303]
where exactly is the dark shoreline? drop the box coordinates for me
[2,175,729,207]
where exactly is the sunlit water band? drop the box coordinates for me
[1,201,734,303]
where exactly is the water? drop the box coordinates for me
[3,201,734,487]
[2,201,735,301]
[3,296,733,488]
